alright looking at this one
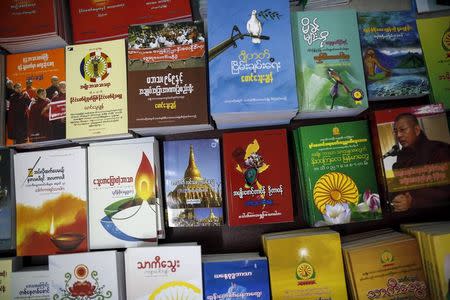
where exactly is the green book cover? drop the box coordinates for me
[294,120,382,226]
[291,9,368,118]
[417,16,450,109]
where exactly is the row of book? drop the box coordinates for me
[0,224,448,299]
[1,103,448,256]
[2,3,450,147]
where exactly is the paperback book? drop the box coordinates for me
[417,15,450,109]
[70,0,192,44]
[0,148,14,251]
[164,139,223,227]
[291,9,368,118]
[208,0,298,128]
[49,251,125,300]
[358,11,429,100]
[262,229,347,299]
[88,137,164,249]
[293,120,382,226]
[223,129,294,226]
[14,148,88,256]
[65,39,130,141]
[372,104,450,214]
[6,48,67,147]
[124,245,202,300]
[202,253,271,300]
[12,267,50,300]
[0,258,14,299]
[128,21,212,135]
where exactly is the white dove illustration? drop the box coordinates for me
[246,9,262,44]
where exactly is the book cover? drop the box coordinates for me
[125,245,202,300]
[70,0,192,44]
[346,238,428,299]
[294,120,382,226]
[431,233,450,299]
[128,21,210,132]
[203,258,271,300]
[88,138,162,249]
[12,269,50,300]
[65,39,128,140]
[6,48,66,145]
[0,0,56,40]
[291,9,368,117]
[49,251,124,300]
[372,104,450,214]
[358,11,429,100]
[264,230,347,299]
[417,16,450,109]
[14,148,88,256]
[0,259,13,299]
[207,0,298,123]
[164,139,223,227]
[223,129,293,226]
[0,149,14,252]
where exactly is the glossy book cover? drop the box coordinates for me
[291,9,368,114]
[0,149,13,251]
[12,270,50,300]
[14,148,88,256]
[203,258,271,300]
[223,129,293,226]
[88,138,163,249]
[358,11,429,100]
[164,139,223,227]
[208,0,298,115]
[128,21,209,130]
[294,120,382,226]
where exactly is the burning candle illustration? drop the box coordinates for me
[109,152,158,239]
[50,214,86,251]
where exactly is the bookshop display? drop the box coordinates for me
[0,0,449,299]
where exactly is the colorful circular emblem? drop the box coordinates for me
[296,262,314,280]
[442,27,450,51]
[74,264,89,280]
[351,88,364,101]
[80,51,111,82]
[381,250,394,264]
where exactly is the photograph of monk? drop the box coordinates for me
[378,111,450,213]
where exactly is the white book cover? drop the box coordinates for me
[14,148,88,256]
[88,137,164,250]
[49,251,124,300]
[12,269,50,299]
[125,245,202,300]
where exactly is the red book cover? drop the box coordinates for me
[0,0,56,39]
[372,104,450,214]
[223,129,293,226]
[70,0,192,44]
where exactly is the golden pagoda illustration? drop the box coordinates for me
[167,145,222,209]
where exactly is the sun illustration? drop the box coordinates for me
[313,172,359,213]
[149,281,201,300]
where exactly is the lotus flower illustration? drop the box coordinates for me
[322,203,351,225]
[313,172,359,213]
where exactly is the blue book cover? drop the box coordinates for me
[163,139,223,227]
[203,258,271,300]
[0,148,13,250]
[208,0,298,115]
[358,11,429,100]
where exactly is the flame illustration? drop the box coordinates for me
[50,215,55,236]
[135,152,155,201]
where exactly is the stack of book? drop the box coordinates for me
[342,229,428,299]
[70,0,192,44]
[88,137,164,249]
[402,221,450,299]
[0,0,71,53]
[293,120,382,226]
[203,253,271,300]
[262,228,347,299]
[0,148,14,252]
[208,0,298,128]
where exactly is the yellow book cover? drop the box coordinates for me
[430,233,450,299]
[0,259,12,300]
[66,39,128,140]
[347,238,428,299]
[265,231,347,300]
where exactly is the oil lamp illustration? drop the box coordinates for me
[50,214,86,252]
